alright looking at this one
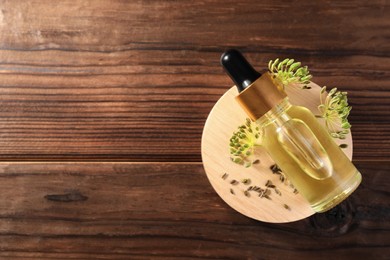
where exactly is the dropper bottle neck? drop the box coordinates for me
[220,49,261,92]
[220,49,287,121]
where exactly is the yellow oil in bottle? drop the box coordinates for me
[258,98,362,212]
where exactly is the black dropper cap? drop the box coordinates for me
[220,49,261,92]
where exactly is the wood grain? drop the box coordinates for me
[0,0,388,162]
[0,162,387,259]
[0,0,388,258]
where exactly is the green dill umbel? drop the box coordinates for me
[317,86,352,139]
[268,58,312,89]
[229,118,262,167]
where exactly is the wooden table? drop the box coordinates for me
[0,0,388,258]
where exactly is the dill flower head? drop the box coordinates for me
[229,118,262,167]
[318,86,352,139]
[268,58,312,89]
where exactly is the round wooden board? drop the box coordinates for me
[201,82,353,223]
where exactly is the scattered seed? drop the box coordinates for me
[302,85,312,89]
[283,204,291,210]
[270,164,282,174]
[263,194,272,200]
[241,178,251,185]
[223,162,298,202]
[267,164,298,194]
[253,186,262,192]
[339,144,348,149]
[265,180,276,188]
[230,180,239,185]
[252,159,260,165]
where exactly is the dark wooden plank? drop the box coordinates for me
[0,53,387,162]
[0,1,388,162]
[0,162,387,258]
[0,1,389,54]
[0,1,388,259]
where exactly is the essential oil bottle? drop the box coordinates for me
[221,49,362,213]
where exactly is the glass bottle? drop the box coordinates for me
[221,49,362,213]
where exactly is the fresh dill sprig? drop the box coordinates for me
[317,86,352,139]
[229,118,262,167]
[268,58,312,89]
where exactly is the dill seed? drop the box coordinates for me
[221,173,228,180]
[230,180,239,185]
[293,189,299,194]
[265,180,275,188]
[263,194,272,200]
[252,159,260,165]
[339,144,348,149]
[270,164,281,174]
[264,188,271,196]
[230,188,235,195]
[274,188,281,196]
[302,85,311,89]
[247,186,253,191]
[244,190,250,197]
[241,179,251,185]
[253,186,262,192]
[283,204,291,210]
